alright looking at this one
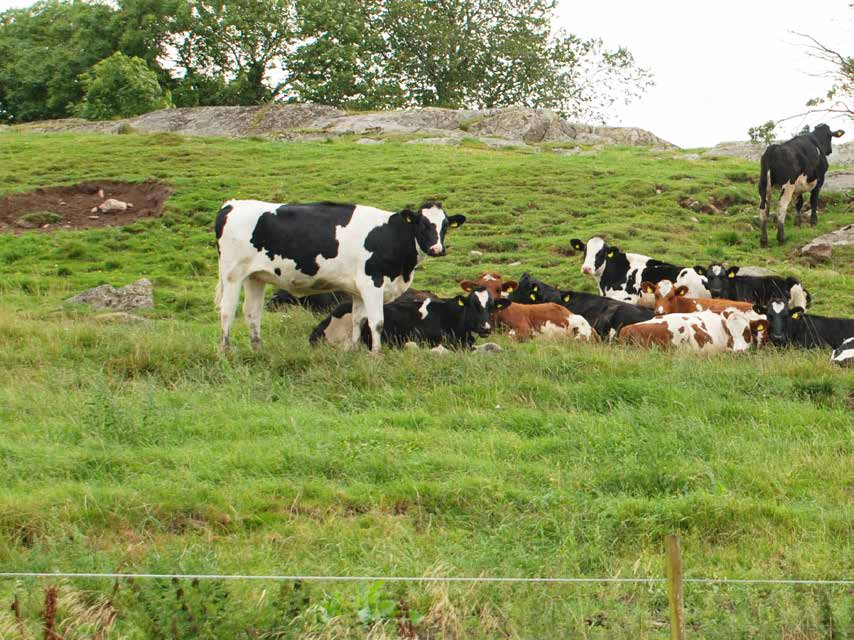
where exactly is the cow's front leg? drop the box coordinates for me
[809,180,823,226]
[242,276,266,351]
[776,183,795,245]
[359,286,386,354]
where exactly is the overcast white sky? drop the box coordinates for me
[1,0,850,147]
[555,0,852,147]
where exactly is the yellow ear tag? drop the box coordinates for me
[607,251,614,258]
[450,221,459,228]
[530,294,536,301]
[757,324,766,332]
[562,294,570,302]
[728,272,735,278]
[458,298,465,307]
[791,312,800,319]
[532,285,538,292]
[507,287,514,292]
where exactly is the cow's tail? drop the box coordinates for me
[758,152,771,211]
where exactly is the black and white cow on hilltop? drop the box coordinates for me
[215,200,465,352]
[506,272,655,339]
[311,288,508,350]
[758,124,844,246]
[569,237,709,305]
[756,300,853,349]
[703,264,810,309]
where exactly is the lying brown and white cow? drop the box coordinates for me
[641,280,754,316]
[460,272,595,341]
[619,309,767,353]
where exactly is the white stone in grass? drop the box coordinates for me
[430,345,449,354]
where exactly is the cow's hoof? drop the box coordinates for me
[250,339,262,352]
[760,239,768,248]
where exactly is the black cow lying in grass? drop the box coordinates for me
[758,124,844,246]
[757,300,853,349]
[507,272,654,339]
[311,288,508,350]
[703,264,810,309]
[267,290,350,313]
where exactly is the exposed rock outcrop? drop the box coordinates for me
[17,104,675,148]
[704,140,854,167]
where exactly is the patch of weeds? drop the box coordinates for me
[18,210,62,226]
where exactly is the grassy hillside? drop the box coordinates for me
[0,131,851,639]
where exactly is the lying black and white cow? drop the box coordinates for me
[756,300,854,349]
[267,290,350,313]
[703,264,810,309]
[215,200,464,351]
[311,288,508,350]
[759,124,845,246]
[506,272,655,339]
[569,237,709,305]
[831,337,854,367]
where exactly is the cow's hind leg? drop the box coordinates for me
[242,276,266,350]
[759,182,773,248]
[794,194,804,227]
[776,183,795,245]
[218,275,243,351]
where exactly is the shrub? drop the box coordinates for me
[73,52,172,121]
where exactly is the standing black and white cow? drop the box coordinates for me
[758,124,845,246]
[215,200,465,351]
[703,264,810,309]
[568,237,709,305]
[756,300,853,349]
[506,272,655,339]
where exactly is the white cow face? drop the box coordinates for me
[675,267,710,298]
[406,202,465,256]
[570,236,609,277]
[721,309,767,352]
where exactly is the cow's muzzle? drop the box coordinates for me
[582,266,593,275]
[429,247,446,257]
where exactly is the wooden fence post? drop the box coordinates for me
[665,534,685,640]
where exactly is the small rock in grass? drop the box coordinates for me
[92,198,134,214]
[404,341,419,350]
[507,261,522,267]
[474,342,503,353]
[470,250,483,256]
[430,345,449,354]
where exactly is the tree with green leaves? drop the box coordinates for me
[73,51,172,120]
[0,0,122,122]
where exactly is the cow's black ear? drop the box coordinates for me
[693,265,706,276]
[447,214,466,228]
[401,208,421,223]
[752,303,764,315]
[494,299,511,310]
[569,238,585,251]
[789,307,805,320]
[727,266,739,278]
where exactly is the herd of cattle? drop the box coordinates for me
[214,190,853,365]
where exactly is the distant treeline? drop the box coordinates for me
[0,0,653,123]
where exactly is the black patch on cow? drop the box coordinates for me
[249,203,356,276]
[363,212,419,288]
[274,268,282,276]
[269,290,352,313]
[760,301,853,349]
[214,204,232,254]
[601,252,682,298]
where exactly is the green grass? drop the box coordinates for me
[0,131,851,638]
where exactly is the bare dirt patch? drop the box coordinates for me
[0,180,172,233]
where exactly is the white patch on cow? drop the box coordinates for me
[658,280,673,297]
[830,337,854,367]
[569,315,594,340]
[696,303,704,311]
[324,313,356,350]
[792,173,818,194]
[482,274,497,281]
[675,268,711,298]
[657,305,665,314]
[508,329,517,337]
[711,265,724,276]
[474,290,490,309]
[772,301,785,314]
[787,284,808,310]
[418,299,431,319]
[483,322,491,330]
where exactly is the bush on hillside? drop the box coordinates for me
[73,52,172,121]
